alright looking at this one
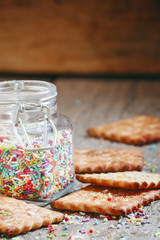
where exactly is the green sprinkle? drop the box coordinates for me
[151,168,155,173]
[5,146,16,151]
[0,210,10,215]
[154,232,160,237]
[11,237,21,240]
[47,234,54,238]
[61,233,68,236]
[121,236,125,238]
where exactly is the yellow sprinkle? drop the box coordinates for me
[130,218,143,222]
[13,191,20,196]
[138,206,143,210]
[117,173,124,178]
[68,221,74,225]
[108,192,113,198]
[12,179,18,187]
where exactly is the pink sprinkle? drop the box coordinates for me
[80,230,86,234]
[139,210,143,213]
[11,150,23,156]
[3,165,13,171]
[145,215,149,219]
[135,215,141,218]
[82,219,90,222]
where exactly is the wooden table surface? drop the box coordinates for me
[3,78,160,240]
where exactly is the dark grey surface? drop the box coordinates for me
[5,79,160,240]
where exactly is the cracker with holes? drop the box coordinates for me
[76,171,160,189]
[0,195,64,236]
[88,115,160,145]
[51,185,160,216]
[74,149,144,173]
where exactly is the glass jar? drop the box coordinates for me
[0,80,74,206]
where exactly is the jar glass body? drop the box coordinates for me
[0,80,74,206]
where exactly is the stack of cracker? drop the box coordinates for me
[51,116,160,216]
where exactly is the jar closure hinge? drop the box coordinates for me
[13,103,57,160]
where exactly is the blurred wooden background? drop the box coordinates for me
[0,0,160,74]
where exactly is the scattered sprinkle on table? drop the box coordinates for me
[61,233,68,236]
[47,234,54,239]
[154,232,160,237]
[149,144,156,150]
[151,168,155,173]
[0,210,10,215]
[82,218,90,222]
[11,238,21,240]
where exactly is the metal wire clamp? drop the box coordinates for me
[13,103,57,160]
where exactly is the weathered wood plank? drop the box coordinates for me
[55,79,160,148]
[0,0,160,74]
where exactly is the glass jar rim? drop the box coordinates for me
[0,80,57,103]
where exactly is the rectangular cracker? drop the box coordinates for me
[76,171,160,189]
[51,185,160,216]
[0,195,64,236]
[88,115,160,145]
[74,149,144,173]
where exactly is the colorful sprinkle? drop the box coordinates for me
[61,233,68,236]
[11,238,21,240]
[68,221,74,225]
[89,228,94,233]
[149,145,156,150]
[79,230,86,234]
[82,218,90,222]
[154,232,160,237]
[47,234,54,238]
[0,130,74,201]
[0,210,10,215]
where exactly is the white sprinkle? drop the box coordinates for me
[79,212,85,215]
[103,218,108,222]
[136,222,141,226]
[109,225,114,229]
[13,178,21,181]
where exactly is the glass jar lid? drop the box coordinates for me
[0,80,57,103]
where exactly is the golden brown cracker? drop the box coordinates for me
[74,149,144,173]
[0,195,64,236]
[88,115,160,145]
[76,171,160,189]
[51,185,160,216]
